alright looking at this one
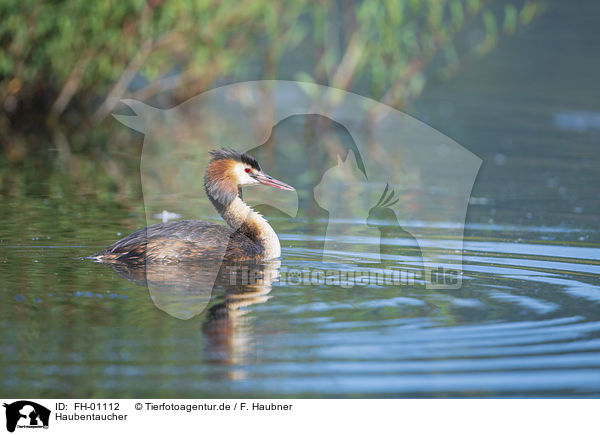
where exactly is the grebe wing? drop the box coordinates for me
[96,220,260,262]
[106,220,231,249]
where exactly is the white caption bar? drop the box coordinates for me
[1,399,597,435]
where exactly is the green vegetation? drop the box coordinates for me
[0,0,543,201]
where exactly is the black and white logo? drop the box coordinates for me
[3,401,50,433]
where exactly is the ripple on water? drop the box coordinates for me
[1,219,600,397]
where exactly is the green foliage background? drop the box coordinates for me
[0,0,542,201]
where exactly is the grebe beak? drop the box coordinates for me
[253,172,295,191]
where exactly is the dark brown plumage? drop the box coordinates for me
[93,221,263,264]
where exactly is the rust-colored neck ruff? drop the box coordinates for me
[204,159,281,259]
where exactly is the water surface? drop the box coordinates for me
[0,188,598,397]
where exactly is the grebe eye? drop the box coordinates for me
[244,168,251,173]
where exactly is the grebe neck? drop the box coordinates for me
[211,192,281,259]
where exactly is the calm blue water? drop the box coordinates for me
[1,203,599,397]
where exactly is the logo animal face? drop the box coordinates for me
[3,401,50,433]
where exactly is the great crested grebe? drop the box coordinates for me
[91,148,295,263]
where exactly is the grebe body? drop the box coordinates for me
[92,149,294,264]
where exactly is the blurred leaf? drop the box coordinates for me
[483,11,497,39]
[504,4,518,34]
[520,1,541,25]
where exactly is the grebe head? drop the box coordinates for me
[205,148,294,205]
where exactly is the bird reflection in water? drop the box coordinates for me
[107,260,281,379]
